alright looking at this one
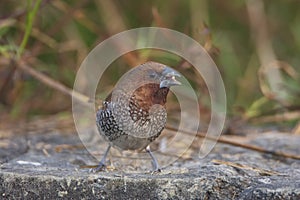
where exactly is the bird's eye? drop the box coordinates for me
[149,72,157,78]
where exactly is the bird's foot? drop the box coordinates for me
[90,162,106,173]
[90,145,112,172]
[146,145,162,174]
[150,167,161,175]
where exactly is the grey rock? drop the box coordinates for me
[0,131,299,199]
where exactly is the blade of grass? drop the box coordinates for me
[17,0,42,59]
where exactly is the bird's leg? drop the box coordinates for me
[93,145,111,172]
[146,145,161,172]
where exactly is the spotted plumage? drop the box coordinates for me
[95,62,181,171]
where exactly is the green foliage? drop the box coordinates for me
[17,0,42,59]
[0,0,299,124]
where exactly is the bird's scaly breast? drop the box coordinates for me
[96,86,168,150]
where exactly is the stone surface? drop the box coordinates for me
[0,130,300,199]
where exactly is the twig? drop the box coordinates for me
[0,59,17,104]
[152,7,166,27]
[250,111,300,124]
[166,124,300,160]
[17,60,92,105]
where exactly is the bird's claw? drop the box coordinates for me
[150,168,161,175]
[90,163,106,173]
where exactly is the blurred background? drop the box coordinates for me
[0,0,299,134]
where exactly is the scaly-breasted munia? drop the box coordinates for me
[96,61,181,171]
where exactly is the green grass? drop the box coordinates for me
[0,0,299,126]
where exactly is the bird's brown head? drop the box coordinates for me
[110,62,181,108]
[102,61,181,115]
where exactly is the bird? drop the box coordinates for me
[95,61,181,172]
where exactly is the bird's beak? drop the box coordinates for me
[160,67,181,88]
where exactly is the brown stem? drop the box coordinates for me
[17,60,92,106]
[0,59,17,105]
[166,124,300,160]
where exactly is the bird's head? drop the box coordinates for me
[112,62,181,101]
[138,62,181,89]
[107,62,182,112]
[134,62,182,106]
